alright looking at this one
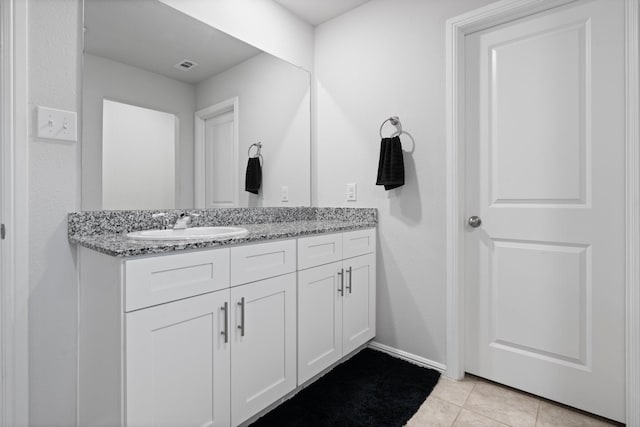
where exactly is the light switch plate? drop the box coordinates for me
[36,106,78,142]
[346,183,357,201]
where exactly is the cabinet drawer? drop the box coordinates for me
[297,233,343,270]
[230,239,296,286]
[124,249,230,312]
[342,228,376,259]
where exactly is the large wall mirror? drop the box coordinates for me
[82,0,311,210]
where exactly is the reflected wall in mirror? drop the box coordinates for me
[82,0,311,210]
[102,100,177,210]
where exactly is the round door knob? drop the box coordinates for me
[468,216,482,228]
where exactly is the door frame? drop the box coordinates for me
[0,0,29,425]
[445,0,640,424]
[194,97,239,208]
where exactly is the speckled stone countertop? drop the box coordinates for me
[69,207,377,258]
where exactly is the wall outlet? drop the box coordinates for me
[346,183,357,201]
[281,186,289,202]
[36,106,78,142]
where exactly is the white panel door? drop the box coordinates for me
[126,291,231,427]
[205,111,235,208]
[297,261,343,384]
[230,273,296,426]
[342,253,376,355]
[464,0,625,421]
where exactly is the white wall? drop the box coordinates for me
[315,0,496,366]
[197,53,311,207]
[83,54,196,210]
[159,0,314,72]
[28,0,81,425]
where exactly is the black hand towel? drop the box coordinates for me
[245,157,262,194]
[376,136,405,190]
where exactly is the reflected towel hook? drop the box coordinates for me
[248,141,262,158]
[248,141,263,166]
[379,116,403,138]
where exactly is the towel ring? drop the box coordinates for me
[379,116,403,138]
[248,142,263,165]
[248,142,262,158]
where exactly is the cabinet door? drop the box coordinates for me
[297,261,343,384]
[230,273,296,426]
[126,291,231,427]
[342,253,376,355]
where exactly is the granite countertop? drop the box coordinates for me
[69,208,377,258]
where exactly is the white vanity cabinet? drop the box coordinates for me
[297,229,376,384]
[78,239,297,427]
[127,272,297,427]
[78,228,374,427]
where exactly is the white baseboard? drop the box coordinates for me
[368,341,447,373]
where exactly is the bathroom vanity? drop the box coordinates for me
[70,208,376,427]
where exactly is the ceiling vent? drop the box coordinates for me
[174,60,199,71]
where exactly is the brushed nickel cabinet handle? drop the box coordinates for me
[221,302,228,343]
[346,266,353,294]
[338,269,344,296]
[237,297,245,337]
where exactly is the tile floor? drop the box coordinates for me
[405,375,622,427]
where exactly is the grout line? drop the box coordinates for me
[455,376,617,427]
[461,380,476,408]
[466,407,511,426]
[462,380,538,427]
[450,405,463,426]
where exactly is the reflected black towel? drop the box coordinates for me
[376,136,404,190]
[245,157,262,194]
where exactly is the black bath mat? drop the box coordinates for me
[250,348,440,427]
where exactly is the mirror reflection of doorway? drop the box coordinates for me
[204,110,235,208]
[194,97,239,209]
[102,99,177,210]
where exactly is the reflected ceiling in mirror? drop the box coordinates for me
[82,0,311,211]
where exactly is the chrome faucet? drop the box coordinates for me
[173,213,191,230]
[173,212,199,230]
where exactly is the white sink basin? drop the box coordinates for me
[127,226,248,241]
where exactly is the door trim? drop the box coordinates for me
[0,0,29,425]
[194,97,239,208]
[445,0,640,424]
[624,1,640,425]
